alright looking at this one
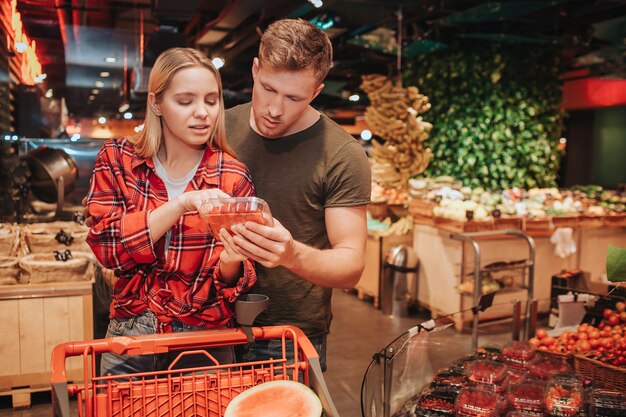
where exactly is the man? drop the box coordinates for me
[222,18,371,370]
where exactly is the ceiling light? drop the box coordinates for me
[308,0,323,8]
[123,112,133,120]
[91,89,100,95]
[88,95,95,101]
[100,71,110,77]
[104,57,117,63]
[98,117,107,124]
[348,94,360,102]
[118,102,130,113]
[94,81,105,88]
[45,89,53,98]
[360,129,372,141]
[212,57,225,69]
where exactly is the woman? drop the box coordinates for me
[86,48,256,375]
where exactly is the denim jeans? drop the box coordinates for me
[236,334,327,372]
[100,310,234,376]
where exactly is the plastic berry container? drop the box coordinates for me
[529,355,572,380]
[468,359,508,384]
[507,367,530,384]
[475,345,503,362]
[470,375,510,396]
[588,388,626,417]
[415,389,456,417]
[429,372,467,394]
[502,341,537,368]
[505,411,545,417]
[455,387,500,417]
[507,380,547,414]
[199,197,273,238]
[545,374,584,417]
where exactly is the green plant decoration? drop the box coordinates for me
[403,41,564,190]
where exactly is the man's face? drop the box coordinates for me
[250,58,324,138]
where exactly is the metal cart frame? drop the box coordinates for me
[450,229,536,349]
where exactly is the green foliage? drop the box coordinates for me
[403,41,564,190]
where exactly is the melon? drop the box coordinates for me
[223,380,322,417]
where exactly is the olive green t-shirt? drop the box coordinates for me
[224,103,371,337]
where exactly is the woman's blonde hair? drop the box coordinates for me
[130,47,233,158]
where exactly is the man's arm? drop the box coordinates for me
[230,205,367,288]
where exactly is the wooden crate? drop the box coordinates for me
[604,213,626,228]
[493,217,523,231]
[408,199,436,217]
[0,281,93,406]
[435,217,494,233]
[523,217,553,232]
[551,215,580,229]
[578,215,604,228]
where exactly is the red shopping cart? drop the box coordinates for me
[51,326,338,417]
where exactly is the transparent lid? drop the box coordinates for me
[588,388,626,413]
[199,197,273,238]
[455,388,500,417]
[507,380,547,412]
[468,359,508,384]
[545,374,584,416]
[469,375,510,395]
[417,389,456,415]
[529,355,572,380]
[502,341,537,361]
[505,411,545,417]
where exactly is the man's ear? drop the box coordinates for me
[252,58,260,80]
[311,83,325,101]
[148,93,161,116]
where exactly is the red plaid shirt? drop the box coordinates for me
[87,138,257,332]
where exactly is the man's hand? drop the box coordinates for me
[81,196,92,227]
[230,218,295,268]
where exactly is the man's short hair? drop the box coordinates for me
[259,18,333,83]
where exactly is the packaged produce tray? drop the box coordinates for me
[574,352,626,392]
[199,197,273,238]
[51,325,337,417]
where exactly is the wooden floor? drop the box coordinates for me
[0,289,513,417]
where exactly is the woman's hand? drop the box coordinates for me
[176,188,231,213]
[219,228,249,264]
[218,227,249,285]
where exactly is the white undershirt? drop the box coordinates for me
[153,155,202,254]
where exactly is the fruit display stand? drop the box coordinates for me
[0,280,93,408]
[360,309,626,417]
[412,223,626,330]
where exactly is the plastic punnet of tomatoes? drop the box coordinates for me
[475,345,503,362]
[469,374,510,396]
[429,370,467,394]
[545,374,584,417]
[528,354,572,380]
[507,367,531,384]
[468,359,508,384]
[455,387,500,417]
[507,380,547,414]
[505,411,545,417]
[587,388,626,417]
[502,341,537,370]
[414,389,456,417]
[199,197,273,239]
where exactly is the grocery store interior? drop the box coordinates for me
[1,0,626,417]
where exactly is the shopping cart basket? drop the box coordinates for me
[51,325,339,417]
